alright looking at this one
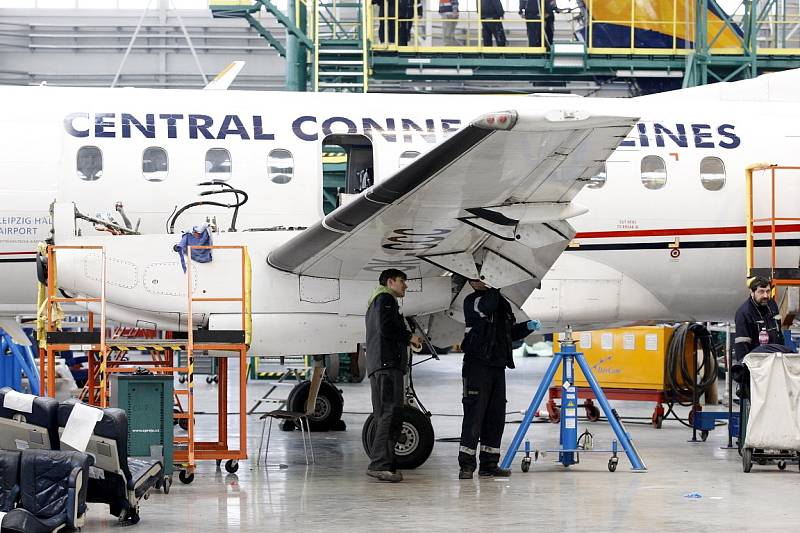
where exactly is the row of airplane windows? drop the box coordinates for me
[589,155,727,191]
[76,146,727,192]
[76,146,424,184]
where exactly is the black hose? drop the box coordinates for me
[663,323,719,427]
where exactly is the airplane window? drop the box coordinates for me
[268,149,293,184]
[587,164,606,189]
[205,148,232,180]
[77,146,102,181]
[700,156,725,191]
[399,151,420,168]
[641,155,667,190]
[142,147,168,182]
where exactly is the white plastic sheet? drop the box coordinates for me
[743,352,800,450]
[2,390,35,413]
[61,403,103,453]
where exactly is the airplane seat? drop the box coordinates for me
[0,450,21,512]
[57,400,164,524]
[0,388,60,452]
[0,449,92,533]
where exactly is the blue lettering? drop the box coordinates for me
[401,118,436,143]
[718,124,740,149]
[692,123,714,148]
[188,114,214,139]
[362,118,397,142]
[159,114,184,139]
[653,123,687,148]
[292,116,317,141]
[94,113,115,138]
[64,112,89,138]
[121,113,155,138]
[322,116,357,136]
[442,119,461,135]
[217,114,250,140]
[636,123,649,147]
[252,116,274,140]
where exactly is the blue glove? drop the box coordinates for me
[527,320,541,332]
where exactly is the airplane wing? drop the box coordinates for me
[269,109,636,302]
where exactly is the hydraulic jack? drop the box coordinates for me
[501,328,647,472]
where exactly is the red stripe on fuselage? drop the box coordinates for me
[575,224,800,240]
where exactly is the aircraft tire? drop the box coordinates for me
[361,406,434,470]
[287,380,343,431]
[324,354,340,382]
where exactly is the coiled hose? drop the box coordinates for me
[664,323,719,426]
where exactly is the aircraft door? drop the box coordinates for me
[321,134,374,215]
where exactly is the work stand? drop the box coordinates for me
[501,330,647,472]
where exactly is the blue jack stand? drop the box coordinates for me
[501,329,647,472]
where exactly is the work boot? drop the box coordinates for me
[366,469,403,482]
[479,466,512,477]
[458,467,474,480]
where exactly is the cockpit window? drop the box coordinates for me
[77,146,102,181]
[143,147,168,181]
[205,148,232,180]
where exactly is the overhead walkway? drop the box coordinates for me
[210,1,800,92]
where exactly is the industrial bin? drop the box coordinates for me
[110,373,174,476]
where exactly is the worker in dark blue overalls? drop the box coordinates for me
[734,276,784,363]
[458,279,541,479]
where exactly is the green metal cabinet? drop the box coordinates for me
[110,374,174,475]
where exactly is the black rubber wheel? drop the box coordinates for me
[225,459,239,473]
[178,418,189,431]
[361,406,435,470]
[179,470,195,484]
[608,458,618,472]
[287,380,343,431]
[351,344,367,383]
[700,430,709,442]
[586,405,601,422]
[163,476,171,494]
[652,413,664,429]
[179,375,186,384]
[778,460,787,471]
[521,457,531,473]
[205,376,212,384]
[742,448,753,473]
[213,375,219,384]
[324,354,340,383]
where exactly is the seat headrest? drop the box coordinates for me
[0,387,60,450]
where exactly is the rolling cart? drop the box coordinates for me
[740,351,800,472]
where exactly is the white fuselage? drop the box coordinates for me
[2,77,799,350]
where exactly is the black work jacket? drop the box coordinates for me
[365,292,411,376]
[462,288,530,368]
[733,297,783,363]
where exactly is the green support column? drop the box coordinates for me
[286,0,309,91]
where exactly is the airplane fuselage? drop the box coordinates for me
[2,79,798,348]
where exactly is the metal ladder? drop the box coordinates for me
[313,0,368,92]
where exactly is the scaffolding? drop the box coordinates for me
[745,163,800,287]
[40,243,251,481]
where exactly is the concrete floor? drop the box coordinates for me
[82,354,800,532]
